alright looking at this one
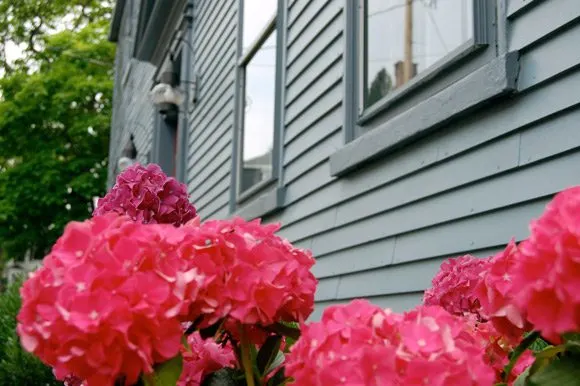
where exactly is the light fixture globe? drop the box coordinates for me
[150,82,185,107]
[117,156,135,172]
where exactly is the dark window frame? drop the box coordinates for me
[331,0,519,176]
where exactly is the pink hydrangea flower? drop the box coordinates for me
[395,305,496,386]
[511,186,580,342]
[423,255,489,319]
[475,240,531,343]
[17,214,204,386]
[178,332,236,386]
[181,217,317,335]
[94,163,196,226]
[285,299,397,386]
[286,301,497,386]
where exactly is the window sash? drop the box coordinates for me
[357,0,490,122]
[236,9,278,198]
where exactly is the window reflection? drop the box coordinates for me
[241,31,277,193]
[364,0,473,108]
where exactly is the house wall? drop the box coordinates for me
[109,0,580,320]
[108,0,158,188]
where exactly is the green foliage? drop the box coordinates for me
[0,278,60,385]
[142,354,183,386]
[0,19,114,261]
[0,0,112,73]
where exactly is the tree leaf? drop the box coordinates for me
[528,355,580,386]
[142,354,183,386]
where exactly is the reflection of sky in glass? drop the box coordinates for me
[365,0,473,105]
[243,30,276,163]
[243,0,277,50]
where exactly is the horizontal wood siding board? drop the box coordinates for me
[188,82,235,149]
[508,0,580,51]
[284,106,342,165]
[284,92,342,144]
[391,198,549,264]
[286,16,343,84]
[518,24,580,90]
[320,248,501,301]
[287,0,313,28]
[194,3,235,65]
[188,129,232,186]
[189,156,231,199]
[195,29,236,97]
[284,131,342,184]
[287,0,340,58]
[507,0,543,18]
[278,68,580,229]
[207,204,230,220]
[285,42,342,105]
[188,110,233,172]
[197,186,230,216]
[194,174,231,210]
[285,67,342,125]
[192,1,222,46]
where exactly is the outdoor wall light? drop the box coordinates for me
[117,156,135,171]
[150,70,184,124]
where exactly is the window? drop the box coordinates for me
[358,0,490,121]
[237,0,277,195]
[330,0,517,176]
[363,0,474,109]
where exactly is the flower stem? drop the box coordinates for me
[240,326,256,386]
[503,331,540,382]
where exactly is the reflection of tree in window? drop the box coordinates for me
[364,0,473,108]
[367,68,392,107]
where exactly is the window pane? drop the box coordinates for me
[241,31,277,193]
[243,0,277,52]
[364,0,473,108]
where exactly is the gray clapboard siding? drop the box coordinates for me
[282,109,580,244]
[185,0,236,219]
[508,0,580,50]
[518,23,580,90]
[287,0,313,29]
[284,105,342,164]
[284,131,342,184]
[278,67,580,231]
[287,0,339,58]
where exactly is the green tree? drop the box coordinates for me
[0,20,115,261]
[0,0,112,74]
[367,68,392,107]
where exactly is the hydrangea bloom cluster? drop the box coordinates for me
[180,217,317,333]
[17,214,204,386]
[286,300,497,385]
[511,186,580,342]
[178,332,235,386]
[94,163,196,226]
[475,240,530,343]
[423,255,489,319]
[285,300,398,385]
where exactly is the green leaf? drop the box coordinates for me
[266,351,285,375]
[528,355,580,386]
[504,331,540,382]
[513,366,531,386]
[142,354,183,386]
[256,335,282,375]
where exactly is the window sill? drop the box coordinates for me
[234,185,285,221]
[330,52,520,177]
